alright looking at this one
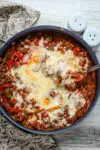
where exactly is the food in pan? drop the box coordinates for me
[0,32,96,131]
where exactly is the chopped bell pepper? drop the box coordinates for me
[0,84,13,91]
[8,51,23,69]
[35,38,40,46]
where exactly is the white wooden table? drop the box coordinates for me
[11,0,100,149]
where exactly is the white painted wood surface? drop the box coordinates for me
[10,0,100,149]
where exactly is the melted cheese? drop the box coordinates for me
[41,48,82,77]
[11,46,86,120]
[11,64,57,109]
[61,90,85,117]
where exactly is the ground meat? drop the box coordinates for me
[49,91,56,97]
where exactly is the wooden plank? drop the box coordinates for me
[54,126,100,148]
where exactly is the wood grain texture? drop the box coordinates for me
[9,0,100,149]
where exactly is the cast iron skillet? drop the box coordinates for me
[0,26,100,134]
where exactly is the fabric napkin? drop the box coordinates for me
[0,1,57,150]
[0,0,40,41]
